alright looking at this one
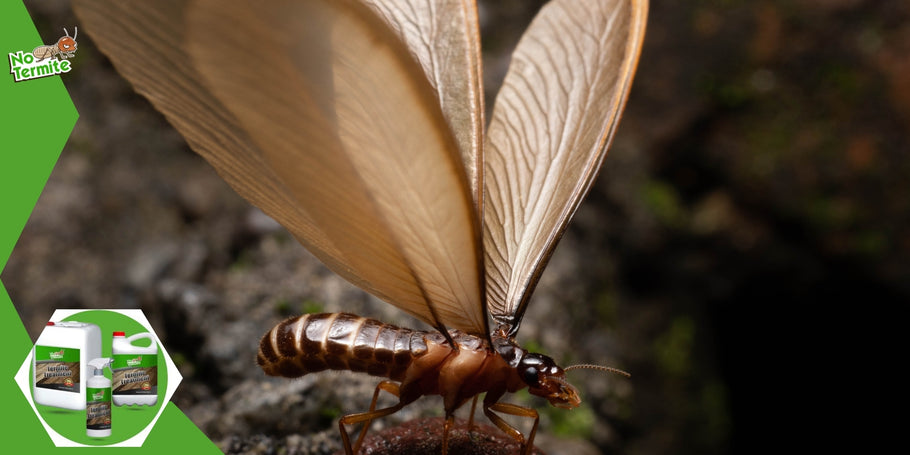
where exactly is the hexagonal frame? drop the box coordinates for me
[14,309,182,447]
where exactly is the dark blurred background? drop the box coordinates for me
[6,1,907,454]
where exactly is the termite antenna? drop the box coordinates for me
[73,26,77,40]
[565,364,631,378]
[64,27,69,37]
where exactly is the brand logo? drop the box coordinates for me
[126,355,142,367]
[9,27,78,82]
[92,390,104,401]
[49,349,65,360]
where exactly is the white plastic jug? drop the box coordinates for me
[33,321,102,410]
[111,332,159,406]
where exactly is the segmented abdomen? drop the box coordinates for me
[257,312,431,382]
[32,46,55,60]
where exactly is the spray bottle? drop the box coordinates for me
[86,358,113,437]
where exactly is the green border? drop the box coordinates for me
[1,2,220,452]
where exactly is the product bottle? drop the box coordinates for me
[86,358,113,437]
[33,321,101,410]
[112,331,159,406]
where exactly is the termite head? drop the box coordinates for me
[58,27,77,52]
[518,353,581,409]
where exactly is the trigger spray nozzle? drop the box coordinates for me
[87,357,112,376]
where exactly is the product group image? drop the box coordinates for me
[30,312,162,446]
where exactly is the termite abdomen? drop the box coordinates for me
[32,46,56,61]
[257,312,429,381]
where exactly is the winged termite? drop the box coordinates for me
[73,0,648,453]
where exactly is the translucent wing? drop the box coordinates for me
[483,0,648,332]
[74,0,487,335]
[362,0,485,208]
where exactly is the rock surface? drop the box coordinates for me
[353,417,546,455]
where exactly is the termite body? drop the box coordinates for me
[258,312,581,453]
[32,27,78,62]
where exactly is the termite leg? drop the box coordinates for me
[467,395,479,428]
[339,380,402,455]
[442,412,455,455]
[356,381,401,450]
[483,400,540,455]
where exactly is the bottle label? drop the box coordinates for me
[112,353,157,396]
[34,345,80,393]
[86,386,112,431]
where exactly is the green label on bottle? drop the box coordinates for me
[86,386,111,431]
[112,353,157,396]
[34,345,80,393]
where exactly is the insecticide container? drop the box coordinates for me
[33,321,102,410]
[86,358,113,437]
[111,331,158,406]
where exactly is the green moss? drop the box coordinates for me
[300,299,324,314]
[319,404,342,420]
[853,229,887,256]
[521,338,544,355]
[642,180,686,227]
[273,298,292,315]
[271,231,294,246]
[696,0,745,7]
[274,299,326,317]
[594,291,618,327]
[654,317,695,378]
[229,250,252,271]
[807,196,856,230]
[819,63,863,103]
[743,113,800,178]
[697,380,731,447]
[547,404,595,439]
[507,383,595,439]
[696,73,753,109]
[169,351,187,368]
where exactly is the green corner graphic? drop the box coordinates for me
[0,0,77,273]
[1,2,219,452]
[0,285,49,449]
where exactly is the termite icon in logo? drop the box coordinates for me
[32,27,78,62]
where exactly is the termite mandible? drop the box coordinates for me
[73,0,648,453]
